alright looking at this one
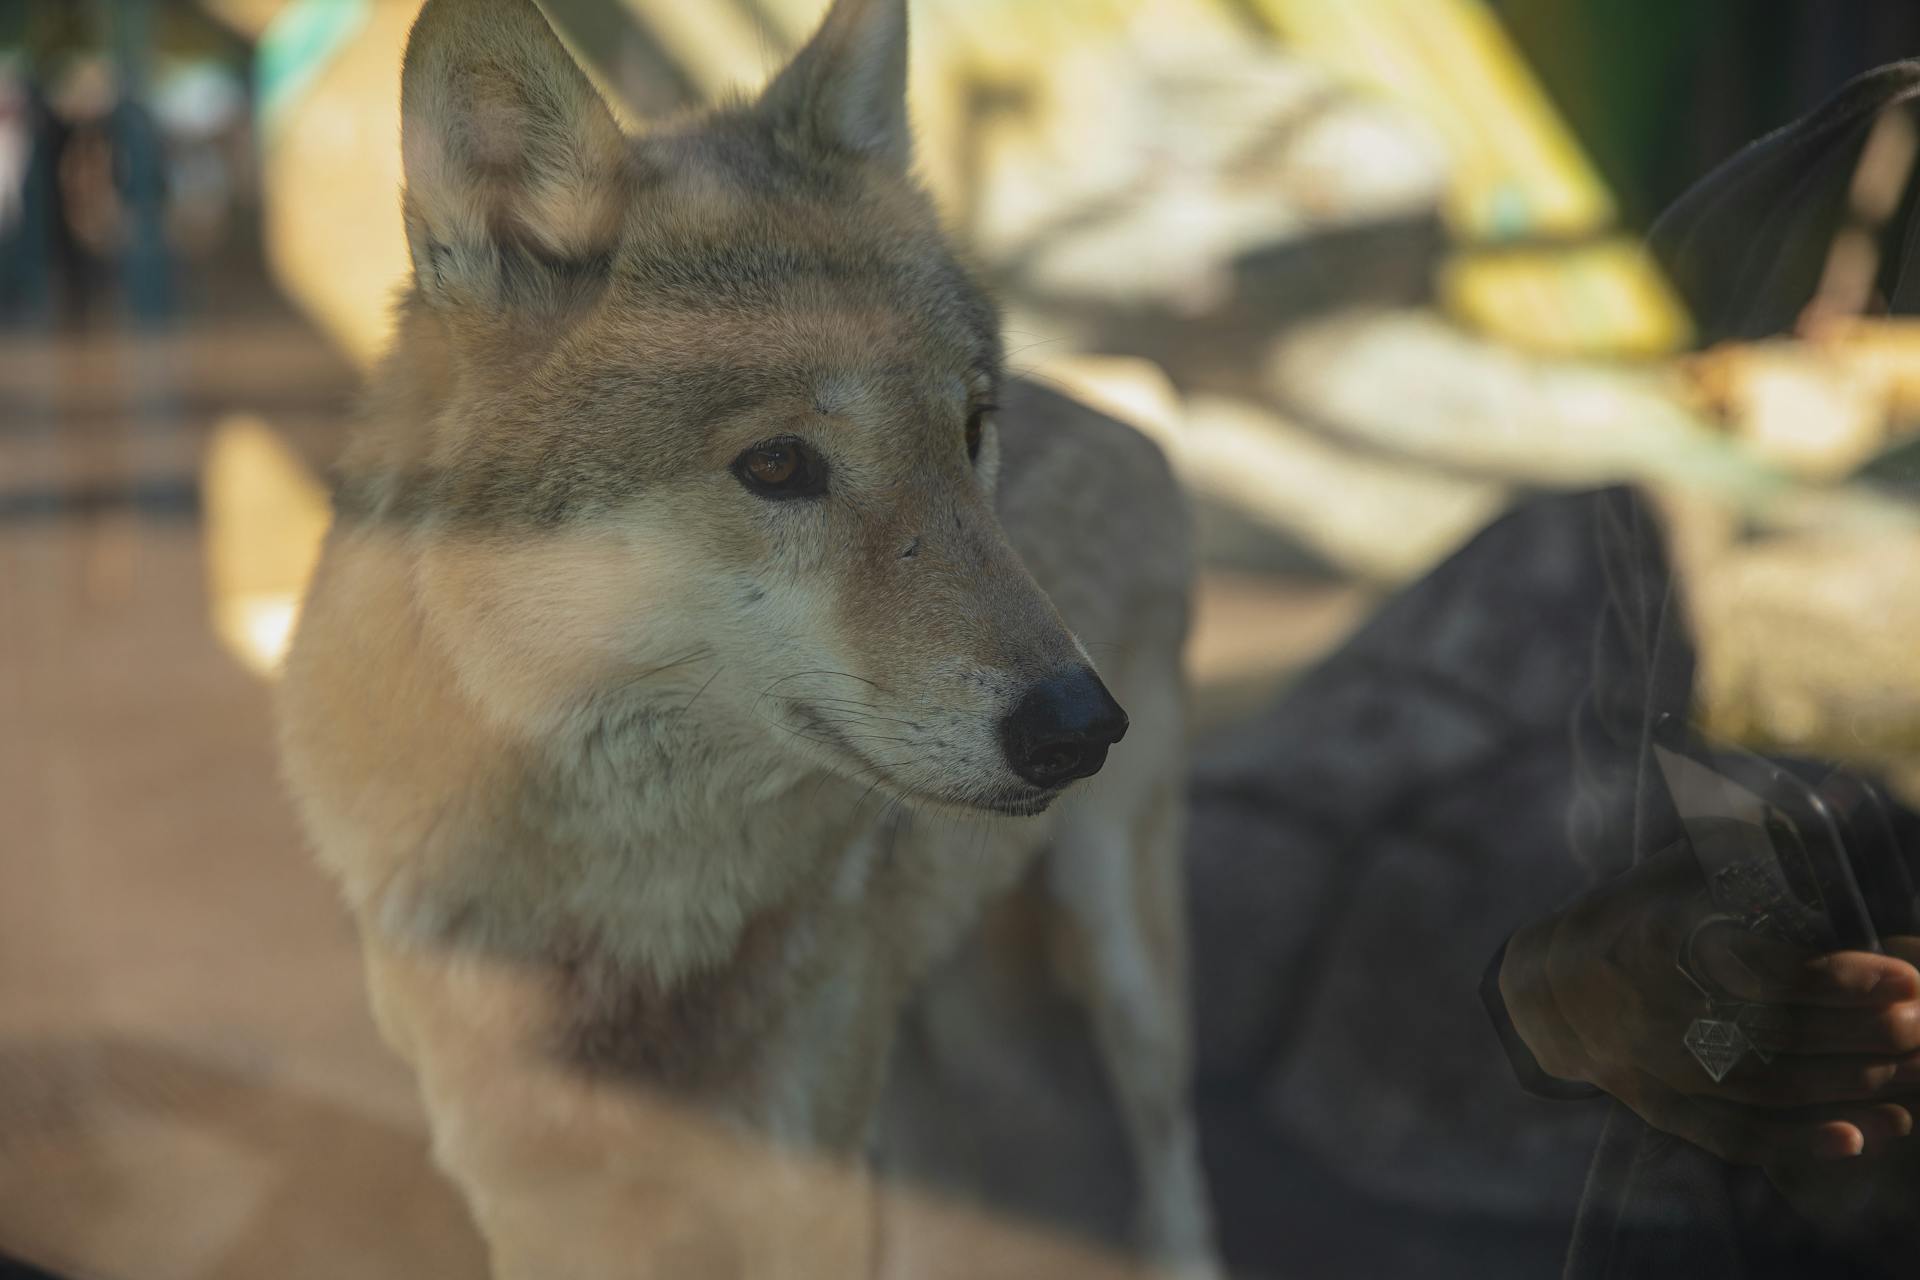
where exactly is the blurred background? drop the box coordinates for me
[6,2,1920,1278]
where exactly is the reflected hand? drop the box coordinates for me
[1767,1130,1920,1269]
[1500,841,1920,1165]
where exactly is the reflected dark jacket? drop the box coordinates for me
[1562,60,1920,1280]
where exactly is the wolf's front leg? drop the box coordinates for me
[1046,779,1224,1280]
[364,938,876,1280]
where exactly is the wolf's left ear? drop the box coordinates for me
[758,0,911,170]
[399,0,631,308]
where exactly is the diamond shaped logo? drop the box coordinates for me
[1685,1018,1750,1082]
[1734,1004,1791,1065]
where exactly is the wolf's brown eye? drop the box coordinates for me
[965,408,993,463]
[747,447,797,485]
[733,438,826,500]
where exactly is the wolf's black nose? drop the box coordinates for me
[1001,668,1129,789]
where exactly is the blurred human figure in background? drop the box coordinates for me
[1492,62,1920,1279]
[47,57,125,329]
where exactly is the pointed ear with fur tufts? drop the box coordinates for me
[758,0,912,170]
[399,0,631,311]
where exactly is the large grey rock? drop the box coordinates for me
[1187,491,1623,1221]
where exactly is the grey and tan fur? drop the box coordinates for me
[277,0,1217,1275]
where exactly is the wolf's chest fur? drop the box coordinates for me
[328,621,1038,1121]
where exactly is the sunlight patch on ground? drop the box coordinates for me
[202,414,329,678]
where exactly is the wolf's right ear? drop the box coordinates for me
[758,0,911,170]
[400,0,630,310]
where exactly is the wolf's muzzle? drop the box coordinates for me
[999,668,1129,789]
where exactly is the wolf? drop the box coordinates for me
[276,0,1217,1275]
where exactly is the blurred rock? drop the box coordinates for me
[1186,491,1619,1221]
[1266,309,1767,490]
[1026,358,1506,586]
[1682,327,1920,480]
[977,21,1446,318]
[1672,501,1920,768]
[1722,351,1887,479]
[1180,395,1507,583]
[1437,239,1694,358]
[1027,354,1185,453]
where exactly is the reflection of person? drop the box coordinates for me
[1486,64,1920,1277]
[17,56,173,329]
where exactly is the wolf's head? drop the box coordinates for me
[365,0,1124,818]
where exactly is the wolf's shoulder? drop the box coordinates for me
[994,377,1191,652]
